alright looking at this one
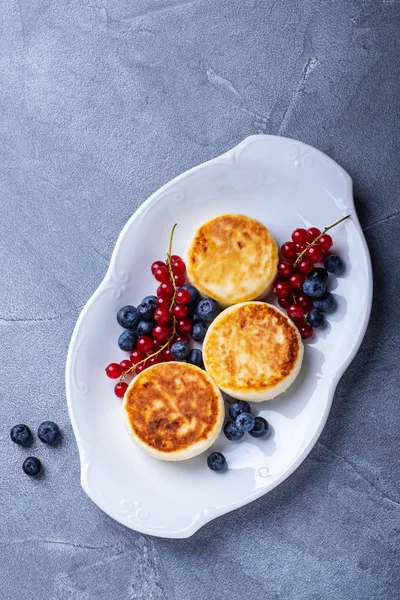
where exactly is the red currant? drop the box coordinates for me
[114,382,128,398]
[305,245,324,263]
[278,297,291,309]
[280,241,298,260]
[176,288,191,304]
[274,280,291,297]
[153,324,171,341]
[154,307,171,324]
[152,339,163,352]
[119,359,133,372]
[163,348,173,361]
[172,304,189,319]
[277,261,293,278]
[298,259,313,274]
[157,282,174,298]
[299,324,314,340]
[296,294,311,308]
[175,334,189,343]
[154,266,170,283]
[148,355,162,366]
[289,272,305,290]
[307,227,321,242]
[173,272,186,287]
[295,243,307,253]
[287,304,304,321]
[130,349,145,364]
[291,228,309,245]
[171,255,182,262]
[176,319,193,333]
[137,336,153,353]
[171,258,186,274]
[135,363,146,375]
[317,234,333,252]
[151,260,166,275]
[105,363,123,379]
[156,296,170,309]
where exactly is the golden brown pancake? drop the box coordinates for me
[185,213,278,305]
[123,362,225,461]
[203,302,303,401]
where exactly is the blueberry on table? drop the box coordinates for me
[249,417,269,438]
[187,349,204,369]
[179,284,200,309]
[324,255,344,274]
[191,320,208,342]
[195,298,219,322]
[116,305,139,330]
[136,320,154,337]
[171,341,190,361]
[38,421,60,445]
[235,412,255,432]
[302,277,326,298]
[22,457,42,477]
[307,309,326,328]
[118,330,138,352]
[307,267,328,284]
[10,424,32,447]
[224,421,244,441]
[138,296,158,321]
[207,452,227,472]
[312,292,336,313]
[228,400,251,420]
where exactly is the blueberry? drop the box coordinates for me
[136,320,154,337]
[187,349,204,369]
[235,412,255,432]
[22,457,42,477]
[207,452,227,472]
[195,298,219,322]
[324,255,344,274]
[312,292,336,313]
[118,330,138,352]
[10,424,32,447]
[307,267,328,284]
[224,421,244,441]
[179,284,200,309]
[192,313,203,323]
[38,421,60,445]
[307,309,326,328]
[116,305,139,330]
[302,277,326,298]
[191,320,208,342]
[228,400,251,420]
[138,295,157,321]
[249,416,269,438]
[171,341,190,361]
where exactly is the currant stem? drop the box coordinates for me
[294,214,350,266]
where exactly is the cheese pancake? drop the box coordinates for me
[185,214,278,305]
[123,362,224,461]
[203,302,303,401]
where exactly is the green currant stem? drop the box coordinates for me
[294,214,350,266]
[120,224,178,382]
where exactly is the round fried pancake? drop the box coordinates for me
[185,213,278,305]
[123,362,225,461]
[203,302,303,401]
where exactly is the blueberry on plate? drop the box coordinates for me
[118,330,138,352]
[307,309,326,328]
[249,416,269,438]
[224,421,244,441]
[136,320,154,337]
[324,255,344,274]
[171,341,190,361]
[179,284,200,309]
[10,424,32,447]
[191,320,208,342]
[138,296,158,321]
[228,400,251,420]
[116,305,139,330]
[307,267,328,284]
[302,277,326,298]
[235,412,255,432]
[38,421,60,445]
[22,457,42,477]
[207,452,227,472]
[187,349,204,369]
[195,298,219,322]
[312,292,336,313]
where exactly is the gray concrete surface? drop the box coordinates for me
[1,0,399,598]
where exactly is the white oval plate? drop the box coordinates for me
[66,135,372,538]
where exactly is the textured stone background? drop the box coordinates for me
[1,1,399,598]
